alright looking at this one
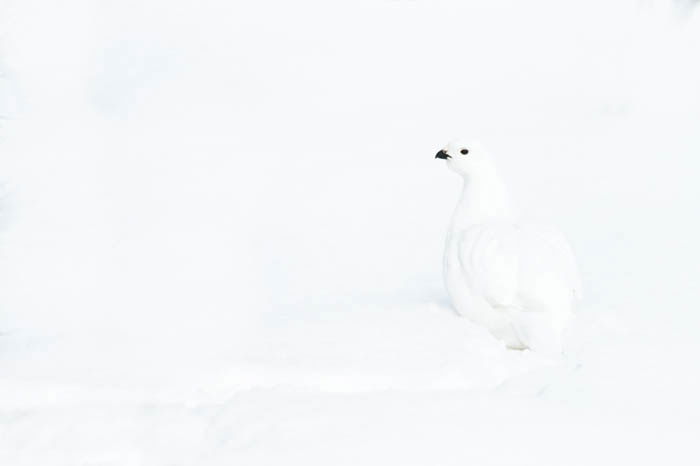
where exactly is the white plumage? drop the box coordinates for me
[436,140,581,354]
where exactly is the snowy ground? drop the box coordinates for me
[1,0,700,464]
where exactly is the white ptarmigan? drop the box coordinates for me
[435,140,581,354]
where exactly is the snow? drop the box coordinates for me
[1,0,700,464]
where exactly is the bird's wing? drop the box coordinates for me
[458,222,579,353]
[458,223,519,309]
[458,223,579,353]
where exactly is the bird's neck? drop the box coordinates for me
[451,168,513,230]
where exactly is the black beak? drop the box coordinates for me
[435,150,450,160]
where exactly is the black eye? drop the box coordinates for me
[460,149,469,155]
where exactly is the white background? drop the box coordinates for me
[1,1,699,464]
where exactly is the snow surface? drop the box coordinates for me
[1,0,700,464]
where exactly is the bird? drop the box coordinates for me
[435,140,581,354]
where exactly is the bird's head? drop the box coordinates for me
[435,139,492,177]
